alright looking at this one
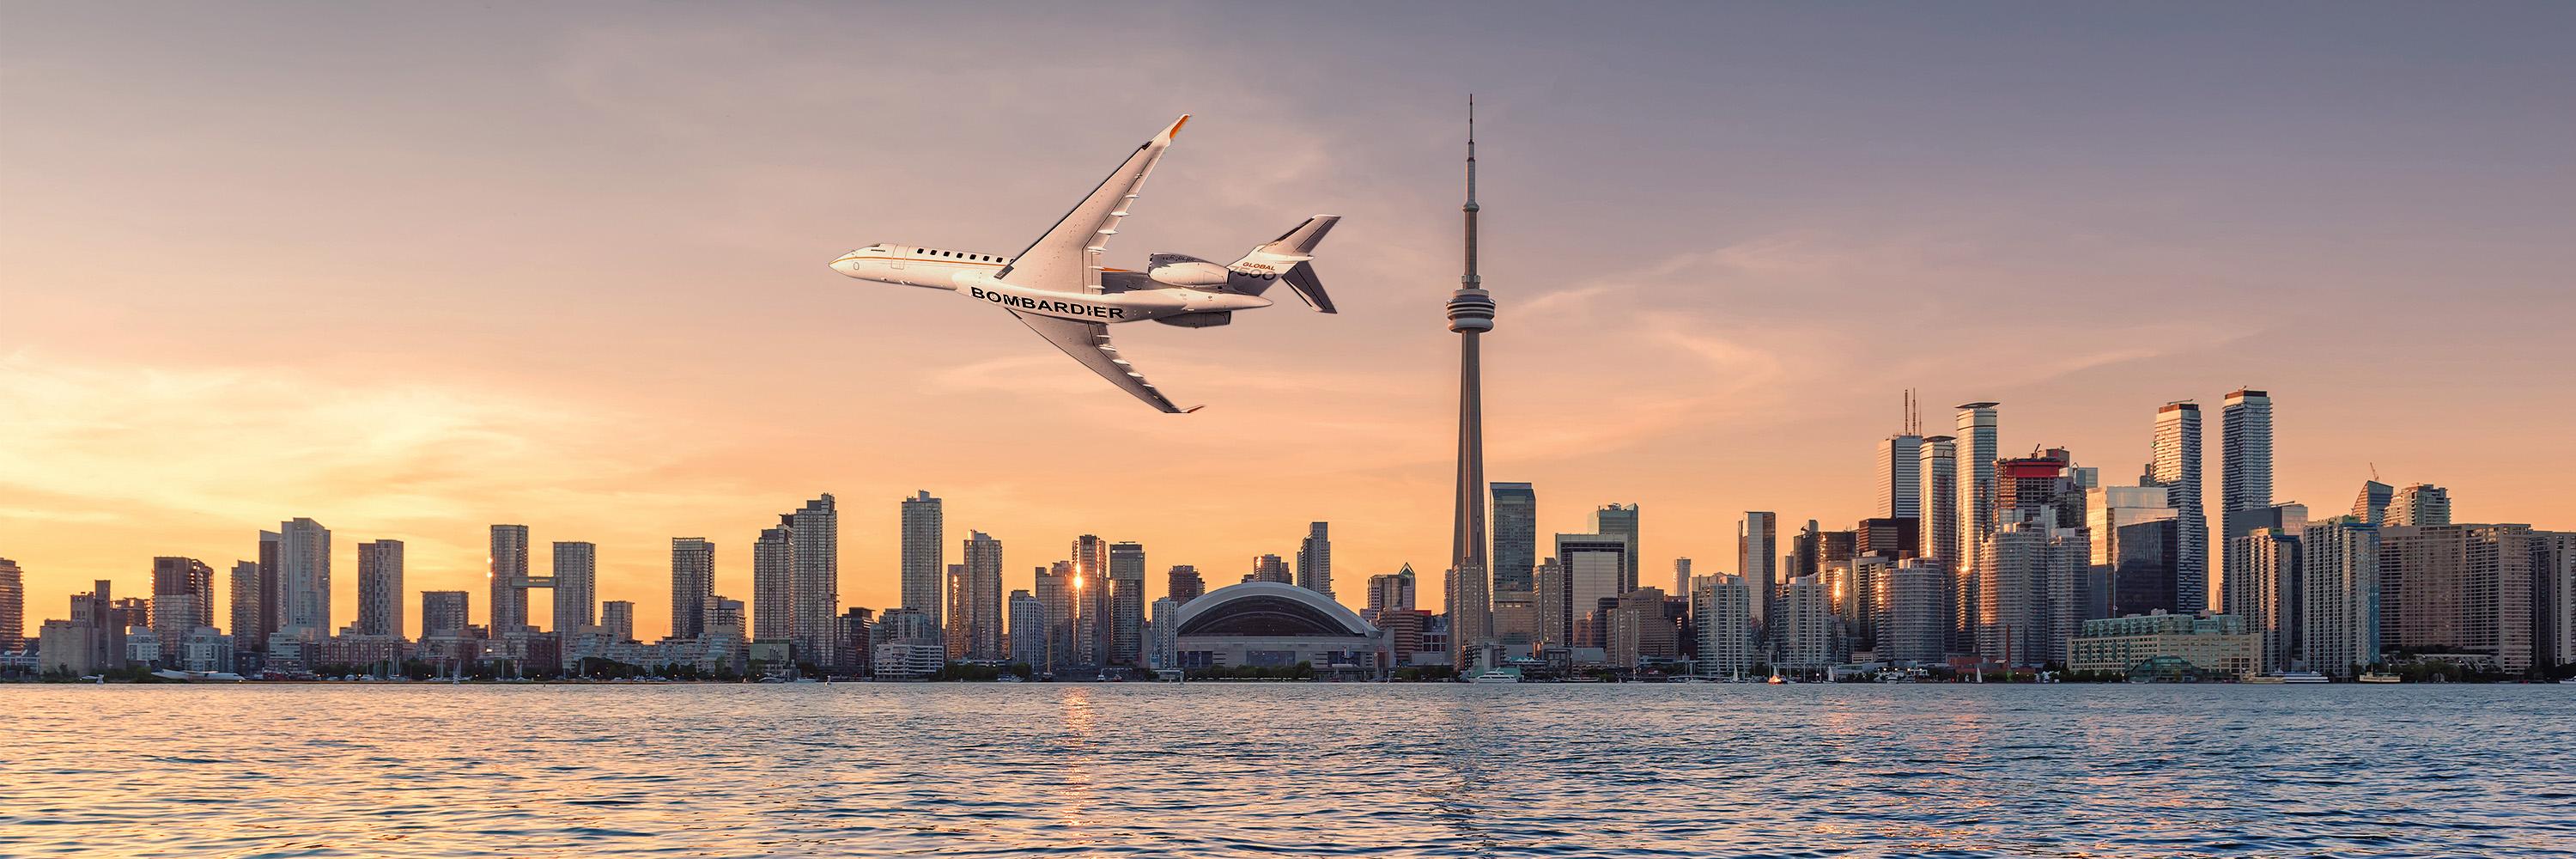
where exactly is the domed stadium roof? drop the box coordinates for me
[1174,581,1376,638]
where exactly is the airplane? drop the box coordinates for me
[829,114,1339,413]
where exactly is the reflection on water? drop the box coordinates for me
[3,684,2572,856]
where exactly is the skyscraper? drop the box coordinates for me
[1553,533,1630,649]
[2382,523,2535,673]
[601,600,635,643]
[1110,540,1145,667]
[1976,518,2084,667]
[1592,503,1641,594]
[1069,536,1111,666]
[1034,564,1070,671]
[2231,517,2305,674]
[0,557,19,650]
[1671,557,1692,602]
[488,525,530,637]
[901,491,944,631]
[1954,403,2000,655]
[2352,480,2394,525]
[1296,522,1334,598]
[1918,436,1960,572]
[787,495,840,668]
[1368,564,1419,619]
[2388,484,2451,527]
[552,541,597,638]
[2148,401,2208,612]
[1444,98,1497,672]
[1775,576,1834,670]
[355,540,404,637]
[1167,565,1204,605]
[149,556,215,631]
[1879,432,1923,521]
[1690,574,1753,678]
[2302,517,2380,677]
[671,538,715,640]
[752,525,795,643]
[421,591,470,638]
[225,561,257,654]
[960,531,1004,661]
[1007,589,1046,669]
[254,530,281,653]
[1492,482,1538,595]
[1739,512,1777,629]
[2219,389,2275,587]
[2089,484,2178,618]
[1247,553,1291,584]
[276,518,331,642]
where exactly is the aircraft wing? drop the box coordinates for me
[1009,311,1197,414]
[994,115,1188,295]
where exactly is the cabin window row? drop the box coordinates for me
[917,248,1001,263]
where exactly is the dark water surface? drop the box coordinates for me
[4,683,2572,856]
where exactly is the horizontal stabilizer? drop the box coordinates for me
[1282,261,1334,314]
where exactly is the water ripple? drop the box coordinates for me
[0,685,2572,856]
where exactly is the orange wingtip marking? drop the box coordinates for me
[1182,405,1205,414]
[1168,114,1190,137]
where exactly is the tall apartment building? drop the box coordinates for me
[1492,483,1538,595]
[487,524,530,637]
[1110,541,1146,667]
[2148,401,2208,613]
[1739,512,1777,629]
[2381,523,2536,673]
[1295,522,1334,598]
[671,538,716,640]
[2219,390,2274,600]
[958,532,1005,661]
[422,591,470,638]
[788,495,841,669]
[1592,503,1641,594]
[751,526,795,643]
[355,541,404,637]
[2302,517,2381,678]
[1690,574,1753,678]
[900,491,944,631]
[552,541,598,640]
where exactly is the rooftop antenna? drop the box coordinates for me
[2370,461,2381,482]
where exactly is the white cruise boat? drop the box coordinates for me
[1467,669,1520,684]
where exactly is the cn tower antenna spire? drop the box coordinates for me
[1445,94,1495,673]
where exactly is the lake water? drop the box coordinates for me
[3,683,2572,856]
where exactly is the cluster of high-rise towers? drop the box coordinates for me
[1419,390,2575,679]
[7,490,1341,680]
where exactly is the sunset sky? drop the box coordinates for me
[5,3,2573,641]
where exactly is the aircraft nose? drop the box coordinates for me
[829,255,858,277]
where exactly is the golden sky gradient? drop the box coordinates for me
[6,5,2573,640]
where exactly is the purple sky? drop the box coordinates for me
[4,3,2571,637]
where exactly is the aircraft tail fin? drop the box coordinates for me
[1230,215,1339,314]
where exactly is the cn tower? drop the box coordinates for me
[1445,97,1495,672]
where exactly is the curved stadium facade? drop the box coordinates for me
[1173,582,1382,676]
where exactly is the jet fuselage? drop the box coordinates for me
[829,245,1269,325]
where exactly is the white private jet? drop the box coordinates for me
[830,115,1338,413]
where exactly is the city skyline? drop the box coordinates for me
[6,4,2574,639]
[0,385,2559,645]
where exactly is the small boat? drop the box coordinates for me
[2357,672,2401,684]
[1766,672,1792,685]
[995,673,1024,683]
[1467,669,1520,684]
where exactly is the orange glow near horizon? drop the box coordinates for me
[4,4,2573,644]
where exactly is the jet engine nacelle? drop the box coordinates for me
[1146,253,1231,288]
[1155,311,1234,328]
